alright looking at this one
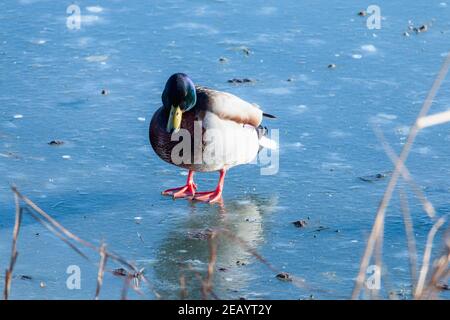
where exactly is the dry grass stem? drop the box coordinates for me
[414,217,446,298]
[202,232,218,299]
[352,52,450,299]
[3,192,22,300]
[417,110,450,129]
[179,274,188,299]
[8,186,160,299]
[399,189,418,290]
[422,238,449,300]
[95,243,108,300]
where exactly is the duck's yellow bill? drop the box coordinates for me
[166,105,182,133]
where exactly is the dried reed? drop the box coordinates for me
[4,186,160,300]
[352,52,450,299]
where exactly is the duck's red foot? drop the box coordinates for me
[193,188,223,204]
[162,170,197,199]
[192,169,226,204]
[162,183,197,198]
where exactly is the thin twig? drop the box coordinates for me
[422,246,449,299]
[186,264,220,300]
[95,242,108,300]
[10,186,160,299]
[425,229,450,298]
[373,217,384,300]
[121,275,132,300]
[399,188,418,291]
[414,216,446,298]
[179,274,188,300]
[3,192,22,300]
[202,231,218,299]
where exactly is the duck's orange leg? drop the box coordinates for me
[193,169,226,204]
[162,170,197,199]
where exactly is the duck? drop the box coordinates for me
[149,73,276,204]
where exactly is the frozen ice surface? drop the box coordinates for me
[0,0,449,299]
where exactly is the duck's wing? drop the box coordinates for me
[195,86,263,127]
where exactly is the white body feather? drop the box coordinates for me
[199,111,260,171]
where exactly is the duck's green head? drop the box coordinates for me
[162,73,197,133]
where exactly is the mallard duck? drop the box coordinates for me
[149,73,276,203]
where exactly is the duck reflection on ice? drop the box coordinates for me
[153,195,278,299]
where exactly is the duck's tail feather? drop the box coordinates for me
[259,136,278,150]
[257,125,278,150]
[263,112,276,119]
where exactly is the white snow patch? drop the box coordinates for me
[86,6,103,13]
[76,37,93,48]
[284,142,305,150]
[258,7,277,15]
[292,104,308,114]
[31,39,47,45]
[80,15,103,25]
[370,113,398,124]
[260,87,291,95]
[414,147,431,155]
[361,44,377,53]
[328,130,350,138]
[85,55,108,62]
[306,38,326,46]
[165,23,218,35]
[377,113,397,121]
